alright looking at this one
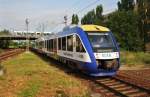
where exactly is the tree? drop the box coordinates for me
[95,5,104,25]
[81,5,104,25]
[105,0,146,51]
[107,11,143,51]
[80,0,146,51]
[0,29,10,35]
[0,29,11,48]
[118,0,135,11]
[81,9,96,24]
[136,0,150,51]
[71,14,79,24]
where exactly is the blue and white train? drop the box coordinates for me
[34,25,120,76]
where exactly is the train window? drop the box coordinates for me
[49,40,51,51]
[67,35,73,51]
[47,40,50,51]
[76,35,85,52]
[62,37,66,51]
[50,40,52,51]
[58,38,62,50]
[48,40,51,51]
[40,41,44,49]
[46,40,49,51]
[45,40,46,49]
[36,41,38,48]
[50,39,53,52]
[45,40,47,50]
[53,39,57,52]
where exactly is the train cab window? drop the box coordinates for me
[62,37,66,51]
[67,35,73,51]
[58,38,62,50]
[76,35,85,52]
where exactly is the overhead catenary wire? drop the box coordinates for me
[65,0,83,14]
[67,0,117,24]
[76,0,101,14]
[67,0,101,23]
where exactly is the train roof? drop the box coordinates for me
[37,25,111,41]
[81,25,110,32]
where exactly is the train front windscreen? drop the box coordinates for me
[87,32,117,53]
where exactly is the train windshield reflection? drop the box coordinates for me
[87,32,116,53]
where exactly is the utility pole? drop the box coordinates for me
[25,18,29,52]
[42,23,45,37]
[64,15,68,26]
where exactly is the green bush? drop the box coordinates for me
[120,51,150,67]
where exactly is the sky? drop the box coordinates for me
[0,0,119,32]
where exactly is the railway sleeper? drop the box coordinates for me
[104,82,121,86]
[97,78,112,82]
[109,84,127,88]
[99,79,116,84]
[115,86,133,91]
[127,92,149,97]
[121,89,139,94]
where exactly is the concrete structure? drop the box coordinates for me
[13,31,51,37]
[0,31,52,40]
[0,35,37,40]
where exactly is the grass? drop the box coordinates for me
[0,52,90,97]
[120,51,150,67]
[18,80,42,97]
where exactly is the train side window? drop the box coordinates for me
[39,41,41,49]
[58,38,62,50]
[50,39,54,52]
[67,35,73,51]
[53,39,57,52]
[62,37,66,51]
[46,40,47,50]
[47,40,48,51]
[49,40,51,51]
[76,35,85,52]
[42,41,44,48]
[45,40,46,49]
[48,40,50,51]
[35,41,38,48]
[39,41,43,49]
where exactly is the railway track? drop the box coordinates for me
[32,48,150,97]
[0,49,25,61]
[91,76,150,97]
[116,70,150,90]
